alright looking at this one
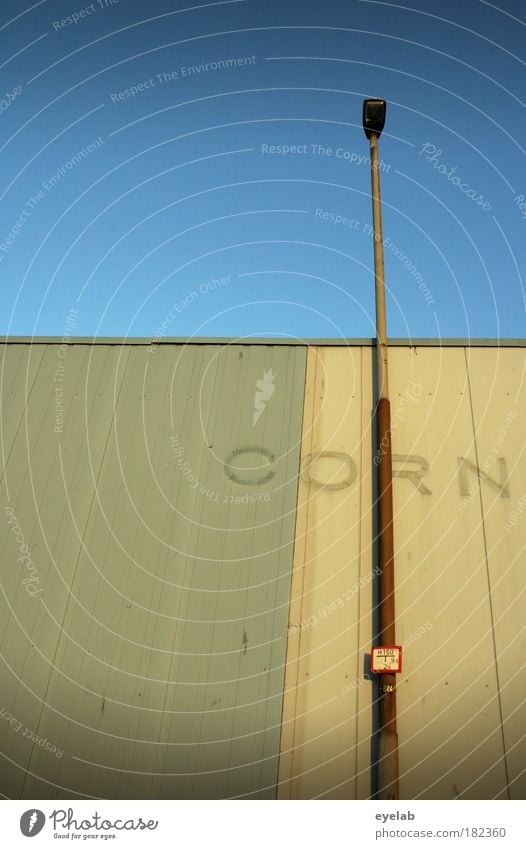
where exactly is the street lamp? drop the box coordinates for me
[363,98,399,800]
[363,98,386,140]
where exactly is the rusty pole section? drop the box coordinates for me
[369,129,400,800]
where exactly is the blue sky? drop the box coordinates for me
[0,0,524,340]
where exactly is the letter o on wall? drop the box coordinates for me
[224,446,276,486]
[301,451,357,490]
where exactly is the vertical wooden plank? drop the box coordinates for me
[278,346,317,798]
[389,346,507,799]
[356,344,374,800]
[279,344,514,800]
[1,344,128,798]
[10,343,306,800]
[465,348,526,799]
[279,346,367,799]
[0,344,46,486]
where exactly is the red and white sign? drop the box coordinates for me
[370,645,402,673]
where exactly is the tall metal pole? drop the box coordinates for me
[368,123,399,800]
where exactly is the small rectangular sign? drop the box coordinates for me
[370,645,402,673]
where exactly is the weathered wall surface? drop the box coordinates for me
[278,345,374,800]
[0,342,306,799]
[280,345,525,800]
[1,341,524,800]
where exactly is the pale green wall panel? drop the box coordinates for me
[0,342,306,799]
[0,344,132,797]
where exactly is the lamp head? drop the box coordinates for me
[363,98,386,139]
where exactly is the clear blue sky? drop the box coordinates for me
[1,0,524,340]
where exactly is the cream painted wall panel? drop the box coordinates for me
[279,346,373,799]
[465,348,526,799]
[356,345,374,800]
[280,345,514,800]
[388,347,507,799]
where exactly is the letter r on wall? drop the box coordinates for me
[392,454,432,494]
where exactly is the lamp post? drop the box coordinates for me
[363,98,399,800]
